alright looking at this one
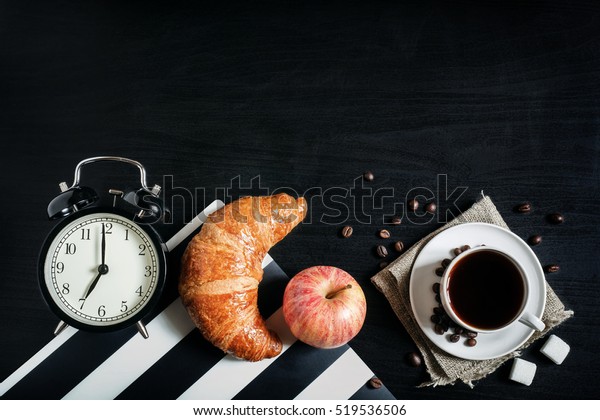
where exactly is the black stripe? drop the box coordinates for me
[233,342,348,400]
[349,383,396,400]
[117,260,290,399]
[1,289,177,400]
[116,329,225,400]
[258,261,290,316]
[1,328,136,400]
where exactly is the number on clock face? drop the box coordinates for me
[43,213,160,327]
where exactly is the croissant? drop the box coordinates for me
[178,193,307,361]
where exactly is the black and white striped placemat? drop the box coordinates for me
[1,203,395,400]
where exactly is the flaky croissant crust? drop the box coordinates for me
[179,193,307,361]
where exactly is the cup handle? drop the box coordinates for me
[518,312,545,332]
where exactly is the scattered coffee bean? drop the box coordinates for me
[460,244,471,252]
[544,264,560,273]
[441,258,452,268]
[433,306,445,316]
[368,377,383,389]
[453,247,463,256]
[431,314,441,324]
[379,229,391,239]
[425,202,437,214]
[394,241,405,253]
[435,294,441,303]
[379,261,389,269]
[341,225,353,238]
[466,338,477,347]
[435,267,445,277]
[376,244,388,258]
[454,326,464,335]
[363,171,374,182]
[465,331,478,339]
[434,323,446,335]
[408,198,419,212]
[528,234,542,246]
[547,212,564,224]
[407,352,422,367]
[516,202,532,213]
[449,334,461,343]
[389,216,402,225]
[432,282,440,294]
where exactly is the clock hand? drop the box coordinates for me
[83,270,103,300]
[82,224,109,301]
[101,222,106,266]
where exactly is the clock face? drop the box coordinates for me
[41,211,164,329]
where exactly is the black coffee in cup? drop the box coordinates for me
[447,249,525,330]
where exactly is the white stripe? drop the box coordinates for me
[294,349,374,400]
[62,298,195,400]
[0,326,77,396]
[164,200,224,251]
[262,253,274,267]
[0,201,224,396]
[61,255,275,400]
[177,307,297,400]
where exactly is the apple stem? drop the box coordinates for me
[326,284,352,299]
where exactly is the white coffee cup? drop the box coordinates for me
[439,246,545,334]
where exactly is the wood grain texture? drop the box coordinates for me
[1,0,599,399]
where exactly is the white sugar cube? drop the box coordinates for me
[509,358,537,386]
[540,334,570,365]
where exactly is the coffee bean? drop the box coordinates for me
[435,294,441,303]
[545,264,560,273]
[435,267,445,277]
[432,282,440,294]
[368,377,383,389]
[516,202,532,213]
[547,212,564,224]
[460,244,471,252]
[449,334,461,343]
[431,314,441,324]
[528,234,542,246]
[465,331,478,339]
[379,229,391,239]
[407,352,422,367]
[408,198,419,211]
[441,258,452,268]
[425,202,437,214]
[363,171,374,182]
[389,216,402,225]
[434,323,446,335]
[394,241,405,253]
[379,261,389,269]
[433,306,445,316]
[453,247,463,256]
[376,244,388,258]
[341,225,353,238]
[466,338,477,347]
[454,326,464,335]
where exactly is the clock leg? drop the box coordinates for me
[136,320,149,339]
[54,320,69,336]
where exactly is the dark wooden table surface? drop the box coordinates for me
[1,0,599,400]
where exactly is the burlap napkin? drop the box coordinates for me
[371,195,573,387]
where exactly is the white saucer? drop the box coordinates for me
[409,222,546,360]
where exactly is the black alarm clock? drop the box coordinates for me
[38,156,168,339]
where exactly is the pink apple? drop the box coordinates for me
[283,266,367,349]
